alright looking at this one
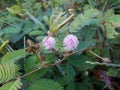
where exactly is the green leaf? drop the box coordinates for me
[23,20,34,34]
[26,11,47,32]
[77,39,96,50]
[10,33,25,43]
[24,56,47,82]
[0,63,18,84]
[88,0,95,7]
[29,30,45,36]
[66,83,75,90]
[0,31,3,36]
[66,63,76,82]
[36,36,45,41]
[69,8,100,32]
[45,53,56,63]
[6,5,21,15]
[105,15,120,39]
[1,49,26,63]
[3,26,21,34]
[0,79,22,90]
[68,55,95,71]
[76,27,96,40]
[58,64,75,85]
[76,77,93,90]
[105,23,118,39]
[101,47,110,58]
[28,79,64,90]
[107,68,118,77]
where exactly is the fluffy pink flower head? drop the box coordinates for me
[63,34,79,51]
[43,37,56,50]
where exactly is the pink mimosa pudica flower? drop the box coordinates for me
[63,34,79,51]
[43,37,56,50]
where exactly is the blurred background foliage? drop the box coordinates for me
[0,0,120,90]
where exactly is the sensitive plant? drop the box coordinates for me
[0,0,120,90]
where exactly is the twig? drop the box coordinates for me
[18,46,100,79]
[18,64,47,79]
[18,51,70,79]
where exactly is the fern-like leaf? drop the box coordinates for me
[69,8,100,32]
[0,79,22,90]
[0,63,19,84]
[1,49,27,64]
[28,79,64,90]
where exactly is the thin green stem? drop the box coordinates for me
[89,50,104,60]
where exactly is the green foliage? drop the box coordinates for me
[65,83,75,90]
[68,55,95,71]
[1,49,27,63]
[6,5,22,15]
[66,63,76,81]
[0,63,18,84]
[58,63,76,85]
[69,8,100,32]
[1,26,21,34]
[107,68,118,77]
[0,79,22,90]
[29,30,45,36]
[28,79,64,90]
[24,56,48,82]
[105,15,120,38]
[0,0,120,90]
[76,77,93,90]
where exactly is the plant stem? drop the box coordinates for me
[18,47,99,79]
[58,14,74,30]
[89,50,104,60]
[52,12,64,28]
[19,64,47,79]
[102,19,107,46]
